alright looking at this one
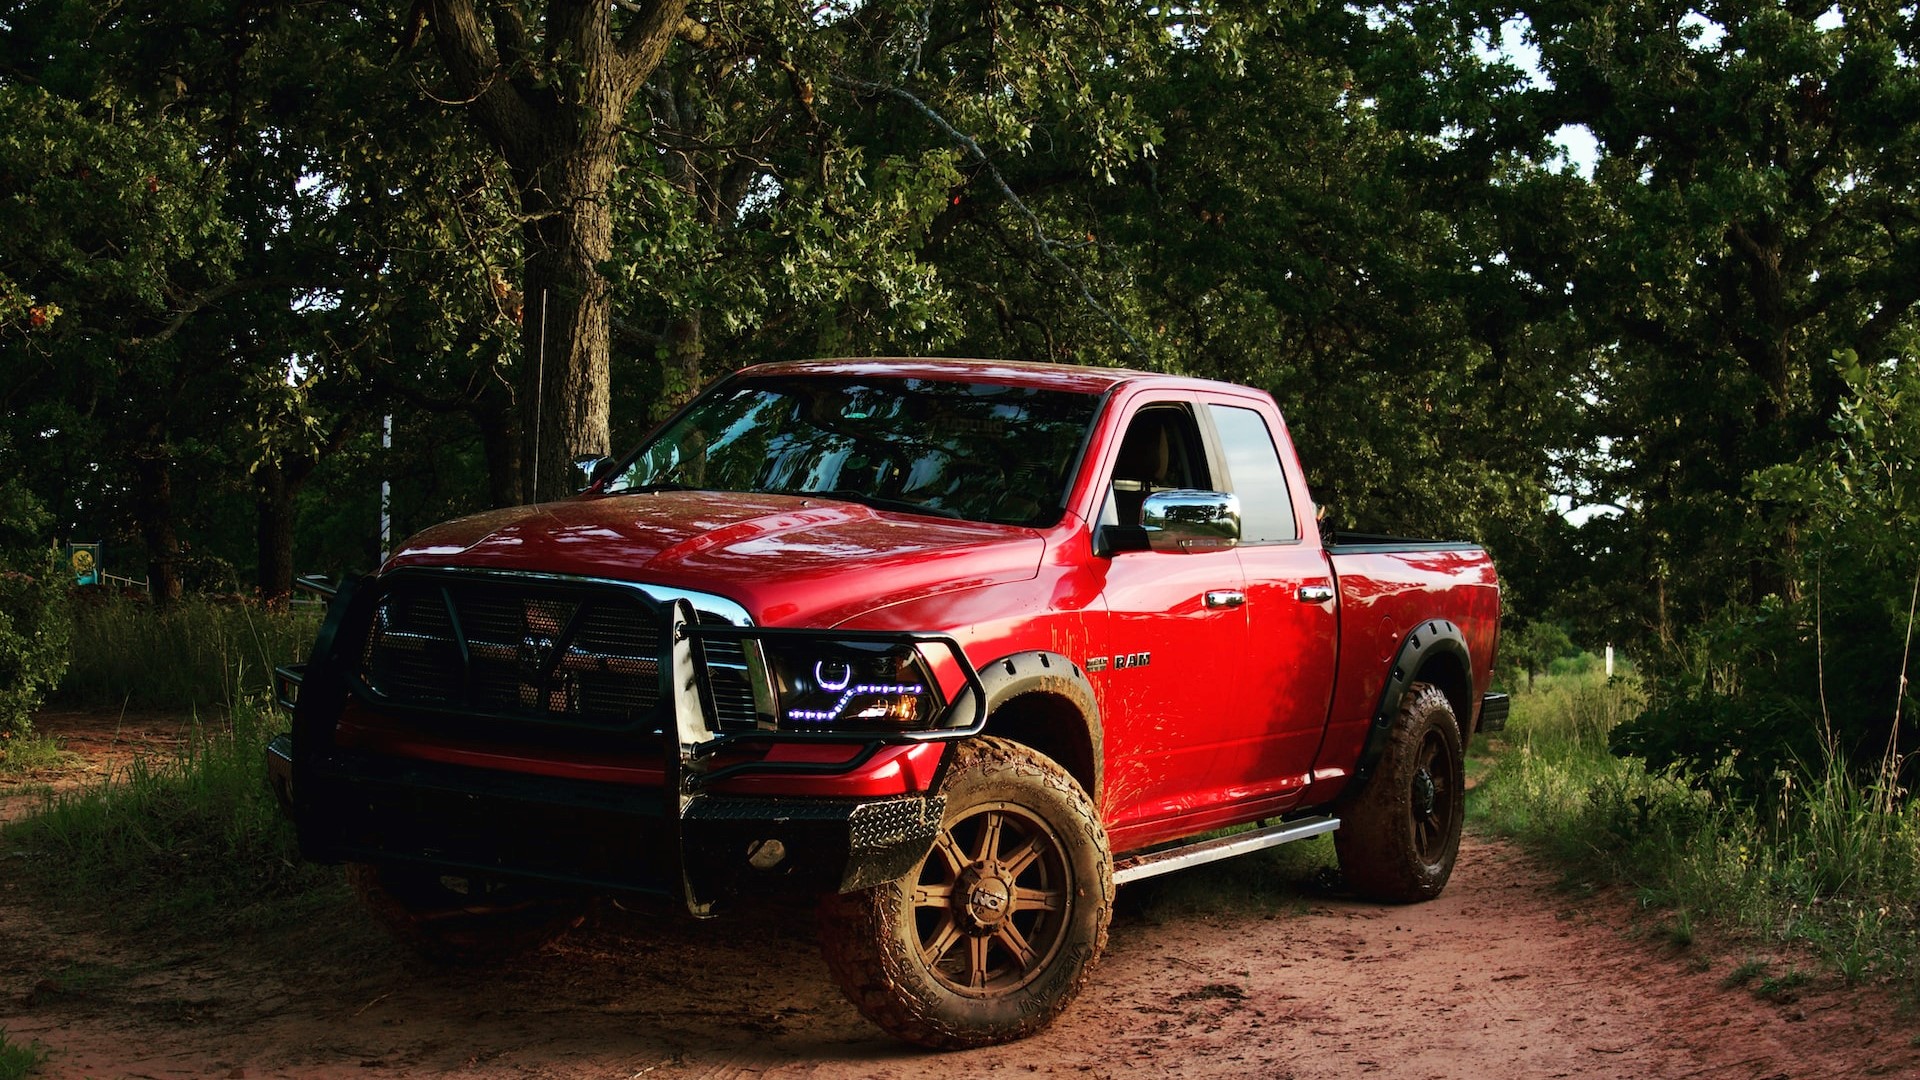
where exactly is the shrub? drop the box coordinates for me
[1614,355,1920,804]
[0,476,69,737]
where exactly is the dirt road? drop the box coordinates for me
[3,715,1915,1079]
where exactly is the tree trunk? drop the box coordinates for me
[517,141,616,503]
[130,440,183,608]
[657,311,703,421]
[255,461,295,610]
[424,0,691,506]
[474,394,525,508]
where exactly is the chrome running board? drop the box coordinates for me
[1112,815,1341,886]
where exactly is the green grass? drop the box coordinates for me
[59,596,321,710]
[1471,669,1920,998]
[0,1029,44,1080]
[2,697,346,936]
[0,732,71,776]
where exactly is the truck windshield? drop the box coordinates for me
[605,375,1101,527]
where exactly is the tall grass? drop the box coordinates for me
[1473,669,1920,994]
[0,1029,45,1080]
[59,597,321,710]
[2,697,345,935]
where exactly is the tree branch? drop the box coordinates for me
[425,0,541,161]
[614,0,691,94]
[834,75,1146,364]
[133,277,291,350]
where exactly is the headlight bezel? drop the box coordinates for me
[758,638,944,732]
[686,625,983,741]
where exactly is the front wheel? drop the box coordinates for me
[1334,681,1465,902]
[817,737,1113,1048]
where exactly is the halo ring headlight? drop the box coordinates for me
[815,659,853,693]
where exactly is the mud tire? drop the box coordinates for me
[346,863,585,965]
[816,736,1113,1048]
[1334,681,1465,903]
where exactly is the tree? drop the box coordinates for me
[3,0,525,601]
[416,0,694,503]
[0,78,241,605]
[1514,0,1920,638]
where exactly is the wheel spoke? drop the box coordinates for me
[921,914,963,967]
[1000,833,1045,878]
[911,883,954,909]
[995,921,1037,971]
[931,830,967,876]
[1012,885,1064,912]
[966,933,992,988]
[973,809,1005,864]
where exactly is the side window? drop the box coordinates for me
[1209,405,1297,543]
[1104,405,1211,527]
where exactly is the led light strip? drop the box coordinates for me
[786,683,927,723]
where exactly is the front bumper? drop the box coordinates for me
[266,734,941,908]
[269,571,983,916]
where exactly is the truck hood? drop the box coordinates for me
[384,490,1046,627]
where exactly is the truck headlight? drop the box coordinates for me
[763,640,943,730]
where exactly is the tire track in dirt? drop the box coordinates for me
[4,833,1915,1079]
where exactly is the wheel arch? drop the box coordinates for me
[951,650,1103,807]
[1352,620,1473,789]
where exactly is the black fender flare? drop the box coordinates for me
[1350,619,1473,791]
[948,650,1104,805]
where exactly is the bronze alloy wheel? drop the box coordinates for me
[912,799,1072,996]
[817,736,1113,1048]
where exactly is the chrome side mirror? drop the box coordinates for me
[573,455,618,493]
[1141,490,1240,553]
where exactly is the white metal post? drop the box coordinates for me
[380,414,392,564]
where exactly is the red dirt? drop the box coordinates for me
[0,708,194,825]
[3,710,1916,1080]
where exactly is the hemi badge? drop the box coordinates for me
[1086,656,1110,674]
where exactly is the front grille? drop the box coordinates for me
[699,630,759,730]
[359,576,666,730]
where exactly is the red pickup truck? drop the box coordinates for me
[270,358,1504,1048]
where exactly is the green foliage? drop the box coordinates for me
[0,473,69,737]
[1477,669,1920,999]
[1615,358,1920,802]
[1503,620,1576,687]
[58,597,319,710]
[2,697,344,935]
[0,1029,45,1080]
[0,732,71,776]
[1510,0,1920,641]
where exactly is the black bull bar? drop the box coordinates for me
[267,571,987,915]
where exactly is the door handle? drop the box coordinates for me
[1297,584,1335,604]
[1205,590,1246,609]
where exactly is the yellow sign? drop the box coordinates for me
[67,542,100,586]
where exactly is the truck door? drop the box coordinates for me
[1199,398,1339,810]
[1092,400,1251,844]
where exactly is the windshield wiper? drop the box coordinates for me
[619,481,694,495]
[774,488,963,520]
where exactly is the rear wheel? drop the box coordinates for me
[347,863,585,964]
[817,737,1113,1048]
[1334,681,1465,902]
